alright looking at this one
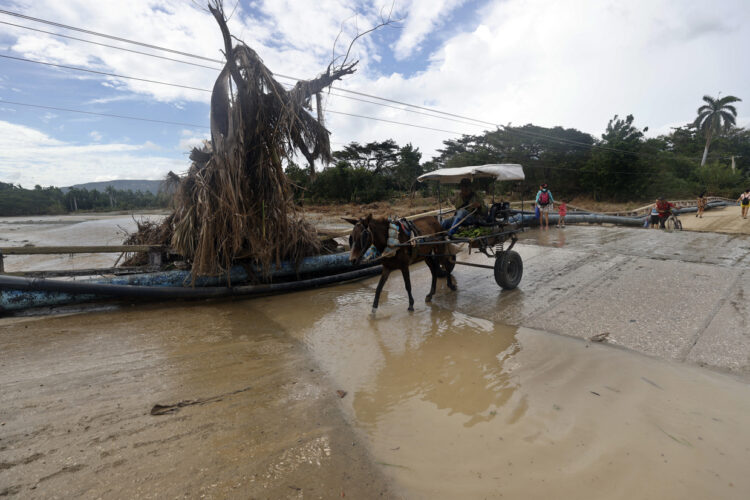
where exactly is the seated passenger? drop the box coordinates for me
[441,178,487,236]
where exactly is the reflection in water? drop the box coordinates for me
[267,289,750,500]
[356,310,521,428]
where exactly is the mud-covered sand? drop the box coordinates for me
[3,213,750,498]
[0,302,394,498]
[680,204,750,235]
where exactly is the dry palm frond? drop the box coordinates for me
[124,0,360,280]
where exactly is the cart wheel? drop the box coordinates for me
[435,254,456,277]
[494,250,523,289]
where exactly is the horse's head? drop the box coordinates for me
[344,214,373,264]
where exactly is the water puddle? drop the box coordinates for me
[259,290,750,499]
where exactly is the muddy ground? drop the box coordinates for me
[2,214,750,499]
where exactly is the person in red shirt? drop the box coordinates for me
[655,197,675,229]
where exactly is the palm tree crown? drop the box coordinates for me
[693,94,742,166]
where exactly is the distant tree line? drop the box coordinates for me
[3,96,747,213]
[286,140,424,203]
[288,94,749,203]
[0,182,170,216]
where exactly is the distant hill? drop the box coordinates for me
[63,179,164,194]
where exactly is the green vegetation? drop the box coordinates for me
[693,94,742,166]
[286,140,424,203]
[0,182,170,216]
[291,97,749,203]
[3,96,748,215]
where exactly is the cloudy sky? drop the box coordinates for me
[0,0,748,187]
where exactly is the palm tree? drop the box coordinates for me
[693,94,742,166]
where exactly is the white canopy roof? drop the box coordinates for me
[417,164,525,184]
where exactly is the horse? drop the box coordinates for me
[345,214,456,313]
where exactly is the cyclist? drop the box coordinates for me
[655,197,675,229]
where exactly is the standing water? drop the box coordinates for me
[2,216,749,498]
[260,285,750,499]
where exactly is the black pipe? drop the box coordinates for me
[0,265,382,302]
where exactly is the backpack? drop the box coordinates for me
[539,191,550,206]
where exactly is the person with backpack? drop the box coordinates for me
[535,183,554,229]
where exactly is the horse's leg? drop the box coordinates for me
[372,267,391,313]
[439,245,457,291]
[400,265,415,311]
[425,256,438,303]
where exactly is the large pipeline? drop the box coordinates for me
[510,201,736,227]
[0,265,382,314]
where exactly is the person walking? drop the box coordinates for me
[535,183,554,230]
[739,189,750,219]
[556,200,568,228]
[696,191,707,218]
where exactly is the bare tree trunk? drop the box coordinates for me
[315,92,324,126]
[701,131,712,167]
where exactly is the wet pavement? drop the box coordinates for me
[431,225,750,376]
[2,222,750,498]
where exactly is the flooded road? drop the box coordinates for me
[260,284,750,500]
[3,281,750,498]
[3,218,750,498]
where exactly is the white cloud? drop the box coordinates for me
[11,34,97,67]
[178,129,210,152]
[321,0,750,159]
[0,121,184,187]
[84,94,144,105]
[0,0,748,168]
[89,130,103,141]
[392,0,467,60]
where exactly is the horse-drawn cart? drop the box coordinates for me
[417,164,526,289]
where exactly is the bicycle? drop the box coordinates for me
[662,211,682,232]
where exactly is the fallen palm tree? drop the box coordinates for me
[125,0,369,278]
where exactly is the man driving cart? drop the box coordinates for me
[441,178,487,237]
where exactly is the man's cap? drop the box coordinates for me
[541,183,548,188]
[460,178,472,186]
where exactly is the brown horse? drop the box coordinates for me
[345,214,456,313]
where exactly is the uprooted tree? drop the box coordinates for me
[126,0,378,276]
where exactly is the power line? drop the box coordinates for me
[0,54,212,93]
[0,99,210,128]
[2,20,489,129]
[4,53,703,166]
[0,98,695,177]
[0,20,224,71]
[0,9,706,165]
[0,8,221,63]
[0,8,496,126]
[2,51,672,160]
[325,110,465,135]
[2,56,479,135]
[326,91,487,128]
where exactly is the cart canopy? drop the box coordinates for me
[417,164,525,184]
